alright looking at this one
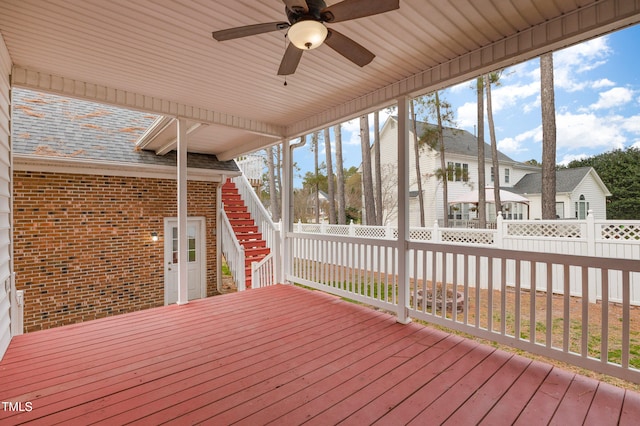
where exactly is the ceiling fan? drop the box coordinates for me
[212,0,400,75]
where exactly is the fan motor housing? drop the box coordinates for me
[286,0,327,23]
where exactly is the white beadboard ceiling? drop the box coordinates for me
[1,0,639,160]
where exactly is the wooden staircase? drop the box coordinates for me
[222,179,270,289]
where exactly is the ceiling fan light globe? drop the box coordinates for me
[288,20,328,50]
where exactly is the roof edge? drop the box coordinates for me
[13,154,239,182]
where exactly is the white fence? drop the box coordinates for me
[293,214,640,305]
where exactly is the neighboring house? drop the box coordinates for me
[373,117,609,225]
[12,89,239,332]
[374,117,539,226]
[511,167,611,219]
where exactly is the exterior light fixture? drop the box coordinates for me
[151,232,159,242]
[287,20,328,50]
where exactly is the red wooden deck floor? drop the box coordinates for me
[1,284,639,425]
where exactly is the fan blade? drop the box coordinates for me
[282,0,308,13]
[278,43,304,75]
[325,29,374,67]
[322,0,399,23]
[212,22,289,41]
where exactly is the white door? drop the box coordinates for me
[164,218,205,305]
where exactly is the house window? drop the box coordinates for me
[575,195,589,219]
[449,162,469,182]
[490,167,494,182]
[504,168,510,184]
[556,202,564,219]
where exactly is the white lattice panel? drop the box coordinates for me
[441,230,494,245]
[354,227,387,239]
[325,225,349,236]
[410,229,432,241]
[600,224,640,240]
[506,223,583,238]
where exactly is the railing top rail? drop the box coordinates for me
[407,240,640,272]
[287,231,398,248]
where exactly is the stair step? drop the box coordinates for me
[230,219,255,227]
[227,212,251,220]
[246,247,270,257]
[240,239,266,249]
[245,255,267,267]
[235,230,262,241]
[222,191,242,201]
[224,205,248,212]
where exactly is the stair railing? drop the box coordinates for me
[220,209,246,291]
[251,253,275,289]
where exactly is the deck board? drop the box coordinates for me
[0,284,638,425]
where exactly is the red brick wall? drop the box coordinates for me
[13,171,219,332]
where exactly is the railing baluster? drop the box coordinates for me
[622,270,631,369]
[546,262,553,348]
[601,268,609,364]
[530,262,536,344]
[563,264,570,353]
[581,265,589,358]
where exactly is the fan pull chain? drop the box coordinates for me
[283,34,288,86]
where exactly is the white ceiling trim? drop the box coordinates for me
[284,0,640,140]
[10,66,286,139]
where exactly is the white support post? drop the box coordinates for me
[396,96,411,324]
[177,118,189,305]
[495,211,504,248]
[282,139,293,284]
[432,220,440,242]
[216,181,223,293]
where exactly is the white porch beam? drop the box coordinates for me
[136,116,173,150]
[177,118,188,305]
[156,122,207,156]
[284,0,640,140]
[10,66,286,139]
[396,96,410,325]
[217,136,283,162]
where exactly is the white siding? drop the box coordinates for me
[571,172,608,219]
[0,33,11,360]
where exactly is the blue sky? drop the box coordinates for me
[292,23,640,186]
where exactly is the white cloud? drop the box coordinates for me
[555,112,627,151]
[558,153,589,166]
[589,87,635,110]
[632,141,640,149]
[620,114,640,134]
[456,102,478,128]
[498,127,541,154]
[592,78,616,89]
[553,36,612,92]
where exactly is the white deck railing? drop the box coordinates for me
[285,230,640,384]
[293,215,640,304]
[220,210,246,291]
